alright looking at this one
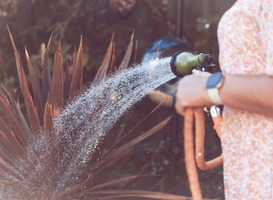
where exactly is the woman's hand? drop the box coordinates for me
[175,70,212,115]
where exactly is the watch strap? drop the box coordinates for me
[207,88,223,105]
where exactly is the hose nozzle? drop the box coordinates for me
[170,52,214,77]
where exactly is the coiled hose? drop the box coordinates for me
[184,107,223,200]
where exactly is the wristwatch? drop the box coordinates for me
[206,72,224,105]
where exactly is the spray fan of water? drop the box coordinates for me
[0,57,178,199]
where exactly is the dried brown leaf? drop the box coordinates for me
[0,161,22,181]
[94,115,172,173]
[63,48,76,101]
[118,31,134,70]
[93,34,114,82]
[21,69,41,134]
[69,36,83,97]
[0,88,28,146]
[133,39,138,63]
[61,172,93,198]
[0,127,25,157]
[51,39,64,116]
[25,47,43,121]
[41,33,54,107]
[118,115,172,151]
[86,189,186,200]
[88,175,138,191]
[8,28,41,134]
[109,42,117,73]
[43,97,54,134]
[0,86,33,144]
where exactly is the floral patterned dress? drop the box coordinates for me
[217,0,273,199]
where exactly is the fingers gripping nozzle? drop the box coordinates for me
[170,52,214,77]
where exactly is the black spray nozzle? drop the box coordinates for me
[170,52,215,77]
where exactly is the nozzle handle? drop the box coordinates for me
[170,52,215,77]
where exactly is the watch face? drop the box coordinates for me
[206,72,223,89]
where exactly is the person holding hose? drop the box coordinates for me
[175,0,273,199]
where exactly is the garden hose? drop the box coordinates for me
[184,107,223,200]
[170,52,223,199]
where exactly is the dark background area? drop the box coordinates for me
[0,0,236,199]
[0,0,235,82]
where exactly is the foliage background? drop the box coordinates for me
[0,0,235,199]
[0,0,235,81]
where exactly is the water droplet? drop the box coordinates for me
[205,23,210,29]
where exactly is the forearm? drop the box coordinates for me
[220,74,273,117]
[148,90,173,107]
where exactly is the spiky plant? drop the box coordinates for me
[0,29,186,200]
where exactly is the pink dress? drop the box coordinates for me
[218,0,273,199]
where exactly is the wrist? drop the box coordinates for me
[206,72,224,105]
